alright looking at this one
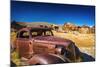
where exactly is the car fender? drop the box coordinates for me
[27,53,70,65]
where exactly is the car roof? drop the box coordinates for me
[18,26,53,32]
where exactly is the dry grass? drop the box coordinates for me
[11,32,17,44]
[11,32,21,65]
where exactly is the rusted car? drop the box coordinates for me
[13,26,82,65]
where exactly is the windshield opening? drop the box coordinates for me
[30,29,53,37]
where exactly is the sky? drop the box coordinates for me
[11,1,95,26]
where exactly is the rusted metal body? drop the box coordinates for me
[14,26,81,65]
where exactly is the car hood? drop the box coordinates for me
[33,36,72,47]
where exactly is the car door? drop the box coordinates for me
[31,30,48,54]
[31,30,55,54]
[16,30,33,59]
[33,41,55,54]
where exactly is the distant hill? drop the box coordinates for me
[11,21,26,31]
[11,21,59,31]
[62,22,78,31]
[11,21,95,34]
[62,22,95,34]
[64,22,77,27]
[17,22,54,27]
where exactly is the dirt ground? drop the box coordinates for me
[52,30,95,57]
